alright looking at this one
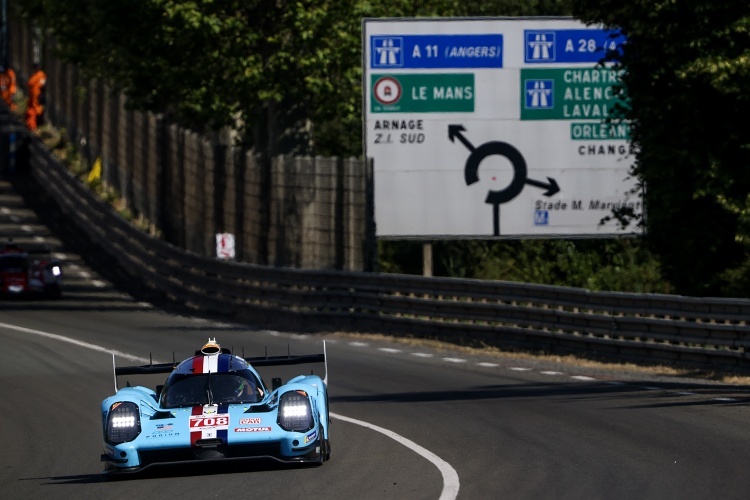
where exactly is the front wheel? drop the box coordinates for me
[317,423,330,464]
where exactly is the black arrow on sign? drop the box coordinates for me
[448,124,475,153]
[449,123,561,235]
[525,177,560,197]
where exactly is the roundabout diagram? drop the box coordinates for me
[449,124,560,235]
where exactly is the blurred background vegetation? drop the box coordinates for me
[11,0,750,297]
[378,239,668,293]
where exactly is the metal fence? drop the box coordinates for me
[21,129,750,374]
[8,19,374,272]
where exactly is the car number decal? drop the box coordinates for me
[189,415,229,430]
[190,405,229,446]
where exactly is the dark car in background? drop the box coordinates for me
[0,240,62,297]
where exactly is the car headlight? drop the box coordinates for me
[51,265,61,277]
[277,390,314,432]
[106,402,141,444]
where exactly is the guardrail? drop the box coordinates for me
[25,133,750,373]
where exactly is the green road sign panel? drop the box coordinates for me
[520,67,625,121]
[570,121,630,140]
[371,73,475,113]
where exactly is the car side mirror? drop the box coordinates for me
[272,377,282,391]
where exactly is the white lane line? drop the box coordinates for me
[541,371,563,376]
[53,253,67,260]
[571,375,596,381]
[34,236,44,242]
[0,320,460,500]
[92,280,107,288]
[477,362,499,368]
[642,386,661,391]
[442,358,466,364]
[509,367,531,371]
[411,352,433,358]
[331,412,460,500]
[350,342,368,347]
[79,271,91,279]
[0,207,9,214]
[379,348,402,353]
[21,224,32,232]
[714,397,736,402]
[0,321,156,363]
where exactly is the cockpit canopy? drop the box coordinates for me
[159,353,266,408]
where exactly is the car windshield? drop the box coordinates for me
[0,256,27,272]
[160,371,263,408]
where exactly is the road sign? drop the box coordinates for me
[363,17,639,239]
[371,73,475,113]
[520,67,625,120]
[370,34,504,69]
[523,29,625,64]
[216,233,235,259]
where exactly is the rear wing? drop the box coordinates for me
[111,341,328,392]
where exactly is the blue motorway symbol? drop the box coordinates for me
[372,37,404,68]
[524,29,626,64]
[524,79,554,109]
[534,210,549,226]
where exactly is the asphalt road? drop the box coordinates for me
[3,177,750,500]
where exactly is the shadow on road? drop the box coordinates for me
[330,379,750,409]
[34,458,318,485]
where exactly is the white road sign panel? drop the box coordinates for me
[363,17,640,238]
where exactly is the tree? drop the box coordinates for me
[13,0,573,156]
[572,0,750,295]
[15,0,673,294]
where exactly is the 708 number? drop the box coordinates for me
[190,416,229,428]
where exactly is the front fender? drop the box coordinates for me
[281,376,329,439]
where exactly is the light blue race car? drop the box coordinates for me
[101,338,330,475]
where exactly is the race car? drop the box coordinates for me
[0,239,62,297]
[101,338,331,475]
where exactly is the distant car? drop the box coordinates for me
[101,338,331,476]
[0,240,62,297]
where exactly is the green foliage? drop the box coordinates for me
[376,240,424,274]
[26,0,737,295]
[571,0,750,296]
[63,143,81,172]
[14,0,572,156]
[380,239,670,293]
